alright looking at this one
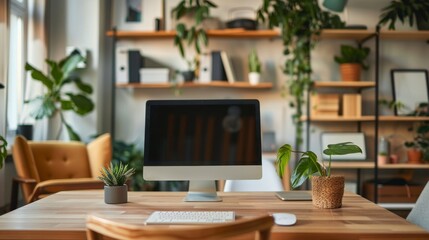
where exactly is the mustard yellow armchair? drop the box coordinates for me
[10,133,112,210]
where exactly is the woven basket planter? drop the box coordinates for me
[340,63,361,81]
[312,175,345,209]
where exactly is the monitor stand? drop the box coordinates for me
[184,180,222,202]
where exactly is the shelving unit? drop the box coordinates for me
[107,28,277,140]
[116,81,273,89]
[306,28,429,204]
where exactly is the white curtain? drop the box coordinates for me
[0,0,8,137]
[25,0,48,140]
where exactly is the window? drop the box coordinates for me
[6,0,27,137]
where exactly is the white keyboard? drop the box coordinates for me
[145,211,235,225]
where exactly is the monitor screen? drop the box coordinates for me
[143,99,262,201]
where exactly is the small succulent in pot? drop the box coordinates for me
[99,162,135,204]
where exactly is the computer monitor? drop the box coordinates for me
[143,99,262,202]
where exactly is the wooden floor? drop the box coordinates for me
[0,191,428,240]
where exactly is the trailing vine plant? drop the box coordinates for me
[171,0,217,69]
[257,0,344,151]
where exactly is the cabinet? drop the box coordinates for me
[306,29,429,206]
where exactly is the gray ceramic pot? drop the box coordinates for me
[104,185,127,204]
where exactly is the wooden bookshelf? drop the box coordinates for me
[379,116,429,122]
[313,81,375,89]
[116,81,273,89]
[302,115,375,122]
[380,30,429,40]
[317,29,376,41]
[330,161,374,169]
[106,29,280,39]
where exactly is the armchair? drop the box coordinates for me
[10,133,112,210]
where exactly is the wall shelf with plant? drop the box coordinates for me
[116,81,273,89]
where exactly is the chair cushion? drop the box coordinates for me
[29,141,92,181]
[87,133,112,178]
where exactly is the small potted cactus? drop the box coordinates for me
[98,162,135,204]
[248,49,261,85]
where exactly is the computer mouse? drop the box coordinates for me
[272,213,297,226]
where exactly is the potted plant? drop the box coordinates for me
[378,0,429,30]
[24,52,94,141]
[334,45,370,81]
[404,103,429,164]
[98,162,135,204]
[248,49,261,85]
[277,142,362,208]
[257,0,345,151]
[172,0,217,82]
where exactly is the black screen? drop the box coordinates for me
[144,99,262,166]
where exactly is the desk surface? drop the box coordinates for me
[0,191,428,240]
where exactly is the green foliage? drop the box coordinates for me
[98,162,135,187]
[334,45,370,69]
[0,135,7,169]
[172,0,216,64]
[257,0,345,150]
[378,0,429,30]
[24,52,94,141]
[248,49,261,73]
[277,142,362,189]
[404,103,429,162]
[112,140,147,190]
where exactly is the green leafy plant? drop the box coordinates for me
[98,162,135,187]
[334,45,370,69]
[257,0,345,151]
[277,142,362,189]
[378,0,429,30]
[0,135,7,169]
[24,52,94,141]
[172,0,217,63]
[248,49,261,73]
[112,140,149,191]
[404,103,429,161]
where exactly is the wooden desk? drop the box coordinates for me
[0,191,428,240]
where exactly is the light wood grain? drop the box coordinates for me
[0,191,428,240]
[312,81,375,89]
[116,81,273,89]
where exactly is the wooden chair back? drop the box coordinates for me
[86,214,274,240]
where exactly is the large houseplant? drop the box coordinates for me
[257,0,345,151]
[334,44,370,81]
[24,52,94,141]
[277,142,362,208]
[99,162,135,204]
[172,0,217,81]
[378,0,429,30]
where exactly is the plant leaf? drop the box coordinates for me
[64,122,81,141]
[26,96,56,120]
[25,63,54,90]
[323,142,363,155]
[73,77,93,94]
[65,93,94,115]
[276,144,292,179]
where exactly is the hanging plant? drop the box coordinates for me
[257,0,344,151]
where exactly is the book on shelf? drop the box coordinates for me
[220,51,236,83]
[211,51,227,81]
[342,94,362,117]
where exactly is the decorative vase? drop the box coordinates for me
[407,149,422,164]
[312,175,344,209]
[104,185,128,204]
[377,155,389,165]
[248,72,260,85]
[340,63,361,81]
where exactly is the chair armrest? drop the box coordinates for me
[10,177,38,211]
[29,178,105,202]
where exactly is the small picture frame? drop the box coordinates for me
[113,0,163,31]
[391,69,429,116]
[321,132,366,161]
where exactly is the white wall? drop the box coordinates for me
[48,0,103,142]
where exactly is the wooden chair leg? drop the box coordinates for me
[10,177,19,211]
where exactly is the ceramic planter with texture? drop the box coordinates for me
[312,175,345,209]
[340,63,361,81]
[104,185,128,204]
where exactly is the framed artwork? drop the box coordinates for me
[391,69,429,116]
[113,0,163,31]
[321,132,366,161]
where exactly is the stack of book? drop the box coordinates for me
[342,94,362,117]
[310,94,340,117]
[199,51,236,83]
